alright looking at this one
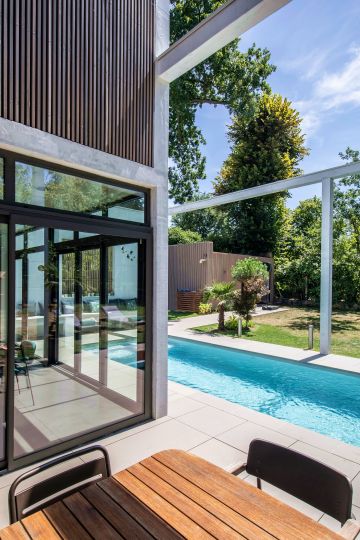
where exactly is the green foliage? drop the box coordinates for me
[171,193,221,240]
[275,197,322,301]
[198,302,213,314]
[168,226,202,245]
[169,0,275,203]
[231,258,269,327]
[276,149,360,307]
[225,314,239,332]
[231,258,269,282]
[203,281,235,330]
[213,94,308,255]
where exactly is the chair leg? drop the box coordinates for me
[24,363,35,406]
[15,372,20,394]
[257,477,262,490]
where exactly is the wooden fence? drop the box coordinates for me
[169,241,274,310]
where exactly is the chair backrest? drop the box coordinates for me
[246,439,353,525]
[9,445,111,523]
[20,340,37,360]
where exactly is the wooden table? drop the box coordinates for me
[0,449,349,539]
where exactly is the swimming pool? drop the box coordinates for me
[168,337,360,447]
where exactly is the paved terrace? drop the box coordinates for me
[0,315,358,534]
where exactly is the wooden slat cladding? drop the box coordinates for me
[0,0,154,166]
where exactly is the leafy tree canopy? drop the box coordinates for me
[231,257,269,282]
[168,226,202,245]
[213,93,308,256]
[169,0,275,203]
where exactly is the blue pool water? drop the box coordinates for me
[168,337,360,446]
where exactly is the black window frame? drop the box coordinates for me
[0,150,150,227]
[0,151,153,472]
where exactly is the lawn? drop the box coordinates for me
[192,307,360,359]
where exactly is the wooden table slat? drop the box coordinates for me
[128,462,245,540]
[153,450,343,540]
[44,501,92,540]
[0,449,349,540]
[115,469,213,540]
[141,456,275,540]
[0,522,30,540]
[81,483,153,540]
[21,512,61,540]
[100,477,183,540]
[63,492,121,540]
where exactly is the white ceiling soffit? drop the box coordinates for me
[156,0,291,83]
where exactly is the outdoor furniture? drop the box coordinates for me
[230,438,355,527]
[2,449,359,539]
[14,341,38,406]
[9,445,111,523]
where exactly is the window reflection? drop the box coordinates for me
[14,225,146,459]
[15,162,145,223]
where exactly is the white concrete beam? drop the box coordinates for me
[0,118,167,190]
[320,179,334,355]
[169,161,360,215]
[156,0,290,83]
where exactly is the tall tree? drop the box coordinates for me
[213,93,308,256]
[169,0,275,203]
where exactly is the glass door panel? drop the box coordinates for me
[58,253,75,368]
[0,224,7,462]
[106,243,144,404]
[80,248,100,382]
[13,220,148,461]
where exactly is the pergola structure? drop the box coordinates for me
[169,161,360,355]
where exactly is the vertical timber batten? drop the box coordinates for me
[320,178,334,355]
[0,0,155,167]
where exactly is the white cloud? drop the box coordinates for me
[315,46,360,108]
[293,47,360,140]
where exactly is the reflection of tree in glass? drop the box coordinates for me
[16,164,143,216]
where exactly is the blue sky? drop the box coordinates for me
[196,0,360,208]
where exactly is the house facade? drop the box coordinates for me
[0,0,170,471]
[0,0,288,471]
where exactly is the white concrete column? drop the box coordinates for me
[151,0,170,419]
[320,178,334,354]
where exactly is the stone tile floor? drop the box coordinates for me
[0,378,359,536]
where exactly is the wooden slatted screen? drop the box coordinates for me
[0,0,154,166]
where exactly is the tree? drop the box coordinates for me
[213,93,308,256]
[171,193,222,240]
[275,197,322,301]
[203,281,235,331]
[231,258,269,328]
[336,147,360,253]
[169,0,275,203]
[168,226,202,245]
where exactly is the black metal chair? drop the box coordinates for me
[231,438,353,526]
[9,445,111,523]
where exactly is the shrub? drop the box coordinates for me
[231,258,269,328]
[168,226,201,245]
[198,302,212,314]
[225,315,239,332]
[203,281,235,331]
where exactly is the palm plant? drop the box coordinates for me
[203,281,235,331]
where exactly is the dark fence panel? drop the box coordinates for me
[0,0,154,166]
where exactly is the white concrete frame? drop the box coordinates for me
[156,0,290,83]
[170,161,360,354]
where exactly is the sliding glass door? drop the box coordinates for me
[11,217,150,464]
[0,222,7,467]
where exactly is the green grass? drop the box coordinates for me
[192,307,360,359]
[168,310,199,321]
